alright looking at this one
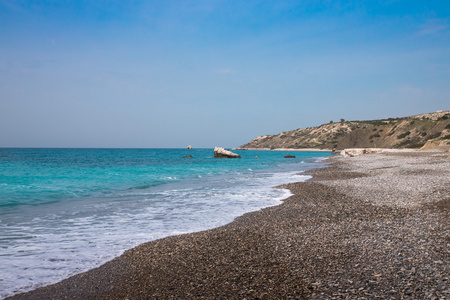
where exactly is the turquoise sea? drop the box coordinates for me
[0,148,330,298]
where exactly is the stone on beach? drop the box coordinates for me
[213,147,241,158]
[340,148,383,157]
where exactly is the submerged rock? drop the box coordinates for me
[183,155,193,158]
[284,154,296,158]
[214,147,241,158]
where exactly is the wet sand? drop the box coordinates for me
[9,151,449,299]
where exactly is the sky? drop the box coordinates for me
[1,0,449,148]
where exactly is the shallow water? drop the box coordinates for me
[0,148,329,298]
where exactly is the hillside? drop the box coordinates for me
[238,111,450,150]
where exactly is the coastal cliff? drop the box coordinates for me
[238,110,450,150]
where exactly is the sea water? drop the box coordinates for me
[0,148,329,298]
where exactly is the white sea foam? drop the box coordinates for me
[0,169,311,299]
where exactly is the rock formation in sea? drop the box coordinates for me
[214,147,241,158]
[331,148,340,155]
[284,154,296,158]
[187,145,192,150]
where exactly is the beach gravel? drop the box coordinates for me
[8,152,449,299]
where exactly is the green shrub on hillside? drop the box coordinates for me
[408,143,425,148]
[397,131,411,139]
[427,132,442,139]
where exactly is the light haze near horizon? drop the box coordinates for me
[1,1,449,148]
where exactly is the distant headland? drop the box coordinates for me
[237,110,450,152]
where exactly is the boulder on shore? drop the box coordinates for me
[214,147,241,158]
[340,148,383,157]
[284,154,296,158]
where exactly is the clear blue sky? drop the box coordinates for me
[1,0,449,148]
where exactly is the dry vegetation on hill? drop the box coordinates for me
[238,111,450,150]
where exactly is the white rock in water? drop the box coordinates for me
[214,147,241,158]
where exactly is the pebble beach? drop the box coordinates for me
[8,151,449,299]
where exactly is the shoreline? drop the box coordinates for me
[8,151,449,299]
